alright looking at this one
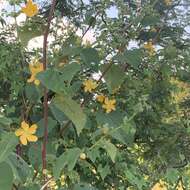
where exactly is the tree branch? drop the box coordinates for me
[42,0,57,182]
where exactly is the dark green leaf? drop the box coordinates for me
[96,111,124,128]
[0,115,12,126]
[36,117,57,137]
[141,14,160,26]
[80,48,99,65]
[117,49,143,69]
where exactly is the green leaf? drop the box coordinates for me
[96,111,124,128]
[19,185,40,190]
[0,115,12,126]
[59,62,80,84]
[52,95,87,135]
[55,46,81,60]
[165,45,177,59]
[73,183,97,190]
[28,142,42,166]
[87,147,100,163]
[165,168,179,183]
[0,133,18,163]
[110,117,136,145]
[18,17,45,46]
[80,48,99,65]
[0,162,13,190]
[25,84,41,103]
[141,14,160,26]
[28,142,56,166]
[102,64,125,93]
[36,117,57,137]
[37,69,67,93]
[50,104,68,124]
[53,148,82,179]
[118,49,143,69]
[6,153,32,183]
[37,66,80,93]
[124,166,146,189]
[100,140,117,162]
[97,164,111,180]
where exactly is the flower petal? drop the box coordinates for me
[28,124,38,134]
[20,135,28,145]
[15,129,24,136]
[34,79,40,86]
[21,121,29,130]
[104,98,109,104]
[27,134,38,142]
[27,75,35,83]
[111,99,116,104]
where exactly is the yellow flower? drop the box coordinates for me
[83,79,98,93]
[15,121,38,146]
[96,94,105,103]
[151,180,167,190]
[60,175,66,186]
[48,179,58,190]
[177,181,183,190]
[165,0,172,6]
[144,41,155,56]
[21,0,38,17]
[102,98,116,113]
[27,60,43,85]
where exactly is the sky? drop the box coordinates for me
[0,0,120,49]
[0,0,189,49]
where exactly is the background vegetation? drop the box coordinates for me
[0,0,190,189]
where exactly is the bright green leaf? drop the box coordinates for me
[0,133,18,163]
[59,62,80,84]
[100,140,117,162]
[97,164,111,180]
[0,162,13,190]
[37,69,67,93]
[102,64,125,93]
[7,153,32,183]
[110,117,136,145]
[52,95,87,135]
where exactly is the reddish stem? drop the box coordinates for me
[42,0,57,175]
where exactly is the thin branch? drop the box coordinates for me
[81,11,100,40]
[41,0,57,183]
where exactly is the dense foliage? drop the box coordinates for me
[0,0,190,189]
